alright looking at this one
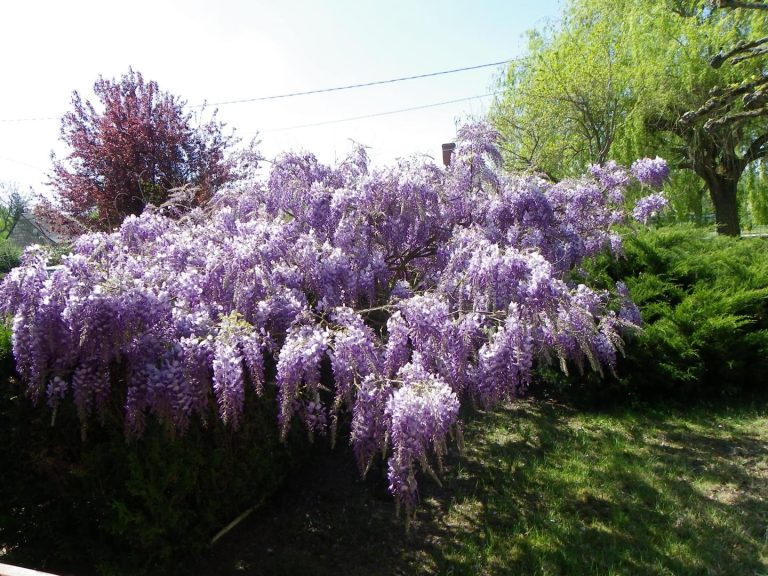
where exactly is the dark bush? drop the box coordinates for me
[540,224,768,405]
[0,356,298,575]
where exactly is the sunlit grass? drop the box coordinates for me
[202,398,768,576]
[431,401,768,575]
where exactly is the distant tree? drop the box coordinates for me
[41,69,241,234]
[0,182,30,239]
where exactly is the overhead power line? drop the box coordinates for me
[263,92,498,132]
[0,59,512,123]
[191,59,511,107]
[0,155,48,171]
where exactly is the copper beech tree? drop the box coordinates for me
[40,69,241,235]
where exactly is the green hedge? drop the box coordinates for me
[541,224,768,404]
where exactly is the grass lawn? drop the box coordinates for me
[201,398,768,576]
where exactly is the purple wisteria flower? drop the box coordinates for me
[590,160,631,191]
[351,374,393,475]
[632,193,669,224]
[385,359,459,515]
[275,322,330,440]
[631,157,670,187]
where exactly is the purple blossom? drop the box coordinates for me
[631,157,670,187]
[212,339,245,428]
[384,311,411,377]
[351,375,393,475]
[328,307,380,442]
[385,360,459,514]
[475,304,533,406]
[632,193,669,224]
[617,281,642,326]
[275,322,329,439]
[590,160,631,191]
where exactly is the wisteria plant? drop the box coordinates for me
[0,124,668,519]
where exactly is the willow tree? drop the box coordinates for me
[491,0,768,235]
[489,12,633,180]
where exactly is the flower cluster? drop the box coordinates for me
[385,359,459,515]
[632,192,670,224]
[631,157,670,187]
[0,123,668,513]
[590,160,630,191]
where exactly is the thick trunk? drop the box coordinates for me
[693,146,743,236]
[707,175,741,236]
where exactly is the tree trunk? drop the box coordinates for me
[707,174,741,236]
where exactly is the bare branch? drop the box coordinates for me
[710,35,768,68]
[714,0,768,10]
[703,106,768,130]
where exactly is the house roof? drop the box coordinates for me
[7,211,64,249]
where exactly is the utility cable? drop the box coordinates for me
[0,115,58,123]
[261,92,498,132]
[0,59,511,121]
[0,155,48,171]
[189,60,511,107]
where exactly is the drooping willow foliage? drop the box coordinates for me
[1,124,667,516]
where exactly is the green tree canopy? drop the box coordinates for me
[490,8,633,179]
[490,0,768,235]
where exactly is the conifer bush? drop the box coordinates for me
[554,224,768,403]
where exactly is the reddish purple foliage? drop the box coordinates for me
[41,68,240,234]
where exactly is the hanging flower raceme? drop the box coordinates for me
[632,193,670,224]
[384,358,460,517]
[631,157,670,187]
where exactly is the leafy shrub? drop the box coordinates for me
[546,224,768,403]
[0,238,21,275]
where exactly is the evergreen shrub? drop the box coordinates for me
[545,225,768,403]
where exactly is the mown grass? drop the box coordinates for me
[432,401,768,575]
[203,399,768,576]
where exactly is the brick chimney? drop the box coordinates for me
[442,142,456,167]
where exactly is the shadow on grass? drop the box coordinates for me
[429,402,768,575]
[200,400,768,575]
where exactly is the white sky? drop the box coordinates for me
[0,0,562,198]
